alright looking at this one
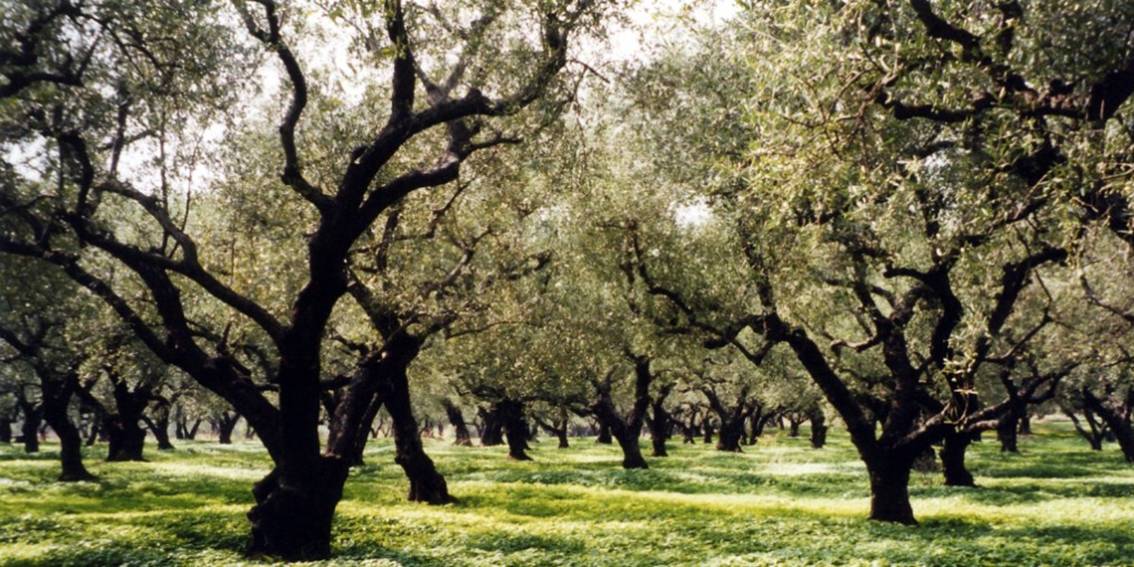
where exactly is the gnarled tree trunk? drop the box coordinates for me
[383,366,452,503]
[42,376,96,482]
[866,455,916,524]
[441,399,472,446]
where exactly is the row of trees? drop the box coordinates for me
[2,0,1133,561]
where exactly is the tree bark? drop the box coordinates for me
[18,400,41,453]
[41,376,96,482]
[596,421,612,444]
[383,366,452,503]
[1064,406,1107,450]
[940,431,975,487]
[478,406,504,446]
[143,414,175,451]
[247,460,349,561]
[0,417,11,443]
[441,399,472,446]
[997,415,1019,453]
[1083,389,1134,463]
[105,414,146,461]
[867,456,916,524]
[649,386,673,457]
[809,408,828,449]
[214,412,240,445]
[497,399,532,460]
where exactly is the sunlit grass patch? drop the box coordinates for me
[0,422,1131,565]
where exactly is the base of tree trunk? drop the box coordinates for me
[868,461,917,525]
[246,464,346,561]
[940,434,976,487]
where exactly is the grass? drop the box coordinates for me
[0,422,1131,566]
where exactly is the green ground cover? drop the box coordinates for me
[0,423,1131,566]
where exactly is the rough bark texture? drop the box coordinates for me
[247,461,349,561]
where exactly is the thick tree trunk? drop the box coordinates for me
[0,418,11,443]
[41,379,96,482]
[613,430,647,469]
[596,421,612,444]
[1017,413,1032,435]
[441,399,472,446]
[49,411,95,481]
[247,460,349,561]
[940,431,975,487]
[105,415,146,461]
[716,419,744,452]
[384,367,452,503]
[867,456,916,524]
[682,423,696,444]
[215,413,240,445]
[478,407,504,446]
[555,427,569,449]
[809,408,828,449]
[498,399,532,460]
[20,404,41,453]
[997,415,1019,453]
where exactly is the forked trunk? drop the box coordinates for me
[789,418,801,437]
[144,415,175,451]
